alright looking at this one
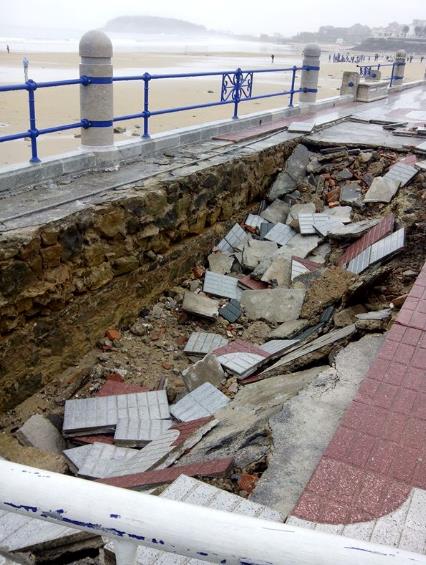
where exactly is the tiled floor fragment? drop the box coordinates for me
[289,262,426,555]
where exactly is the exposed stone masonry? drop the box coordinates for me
[0,140,297,411]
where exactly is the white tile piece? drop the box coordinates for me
[347,247,371,275]
[203,271,242,300]
[63,391,170,436]
[245,214,266,230]
[216,352,266,378]
[63,444,95,472]
[313,218,344,237]
[264,222,296,246]
[288,121,315,133]
[260,339,298,357]
[184,332,228,356]
[384,162,418,188]
[130,475,282,564]
[170,383,230,422]
[114,418,173,446]
[298,213,330,235]
[369,228,405,265]
[416,141,426,152]
[216,223,249,254]
[291,259,311,280]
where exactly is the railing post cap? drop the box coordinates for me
[396,49,406,59]
[79,29,113,58]
[304,43,321,57]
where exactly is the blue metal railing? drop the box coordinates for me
[357,62,404,87]
[0,65,318,164]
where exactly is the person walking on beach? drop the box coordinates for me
[22,57,29,82]
[271,54,275,64]
[6,45,10,54]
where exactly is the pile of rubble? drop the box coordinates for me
[1,142,425,564]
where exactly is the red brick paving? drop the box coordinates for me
[292,261,426,524]
[338,213,395,267]
[238,275,269,290]
[212,340,269,359]
[96,379,150,397]
[96,457,233,489]
[292,256,322,272]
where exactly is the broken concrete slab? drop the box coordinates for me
[288,122,315,133]
[182,353,225,392]
[182,291,219,319]
[114,419,173,447]
[0,433,68,473]
[323,205,352,224]
[203,271,242,300]
[63,390,170,436]
[251,335,383,517]
[286,202,316,230]
[170,382,230,422]
[241,288,305,324]
[276,234,321,260]
[340,182,362,206]
[105,475,282,564]
[308,242,331,264]
[16,414,66,454]
[97,457,234,490]
[268,144,311,200]
[263,223,296,246]
[260,199,289,223]
[184,332,228,357]
[384,161,418,188]
[260,339,299,359]
[364,176,400,203]
[219,299,241,323]
[207,252,234,274]
[260,324,356,379]
[313,217,345,238]
[327,218,380,240]
[355,308,392,331]
[241,239,278,270]
[260,256,291,287]
[269,319,310,339]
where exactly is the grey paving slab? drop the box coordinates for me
[182,353,225,392]
[259,221,275,238]
[207,252,234,275]
[66,443,137,478]
[241,288,305,324]
[16,414,66,454]
[216,223,249,254]
[0,509,82,553]
[313,218,344,237]
[415,140,426,152]
[63,444,95,472]
[264,222,296,246]
[114,418,173,446]
[415,159,426,170]
[203,271,242,300]
[288,122,315,133]
[347,247,372,275]
[106,475,282,564]
[370,227,405,264]
[384,162,418,188]
[184,332,228,356]
[170,383,230,422]
[219,299,241,323]
[215,352,267,378]
[104,430,180,478]
[63,391,170,436]
[244,213,266,230]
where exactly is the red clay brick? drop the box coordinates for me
[97,457,234,489]
[238,275,269,290]
[96,380,150,397]
[172,416,214,446]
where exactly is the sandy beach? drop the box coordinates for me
[0,48,424,166]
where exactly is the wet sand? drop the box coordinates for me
[0,50,424,166]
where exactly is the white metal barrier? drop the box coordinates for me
[0,461,425,565]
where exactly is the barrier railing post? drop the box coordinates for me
[392,49,406,86]
[142,72,151,138]
[79,30,114,149]
[232,67,243,119]
[26,79,40,163]
[289,65,297,107]
[299,43,321,105]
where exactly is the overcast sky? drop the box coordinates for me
[1,0,426,35]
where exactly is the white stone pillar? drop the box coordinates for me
[79,30,114,149]
[393,49,406,86]
[340,71,360,97]
[299,44,321,105]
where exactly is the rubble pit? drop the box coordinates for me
[0,139,425,563]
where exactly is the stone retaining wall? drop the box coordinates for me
[0,140,297,411]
